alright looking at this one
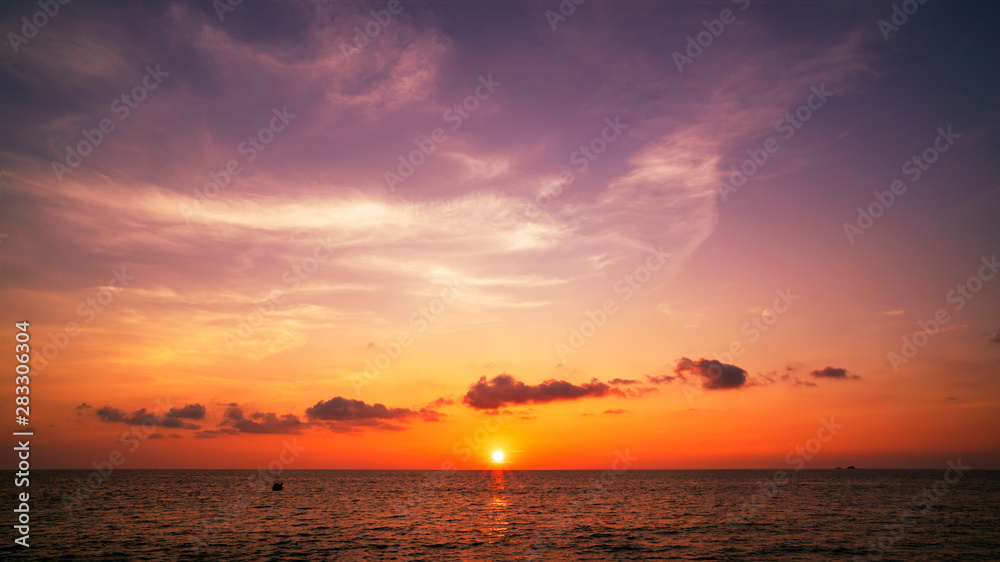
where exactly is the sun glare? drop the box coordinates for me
[492,450,505,463]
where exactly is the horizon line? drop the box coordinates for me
[11,467,998,471]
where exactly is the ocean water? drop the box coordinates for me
[2,469,998,560]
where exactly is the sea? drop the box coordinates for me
[2,469,998,560]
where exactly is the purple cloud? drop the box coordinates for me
[305,397,441,432]
[674,357,747,390]
[810,367,860,380]
[220,407,305,434]
[462,373,619,410]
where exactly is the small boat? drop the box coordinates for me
[272,482,283,491]
[846,466,857,470]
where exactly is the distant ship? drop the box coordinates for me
[272,482,283,491]
[846,466,857,469]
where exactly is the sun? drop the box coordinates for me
[491,450,505,463]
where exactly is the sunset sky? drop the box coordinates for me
[2,0,998,470]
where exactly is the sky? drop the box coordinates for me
[1,0,999,470]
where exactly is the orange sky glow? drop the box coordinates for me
[2,0,999,471]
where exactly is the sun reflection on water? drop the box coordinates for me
[483,469,510,543]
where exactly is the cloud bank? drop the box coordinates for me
[306,397,443,431]
[95,403,206,429]
[461,373,653,409]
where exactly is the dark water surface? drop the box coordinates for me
[2,469,998,560]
